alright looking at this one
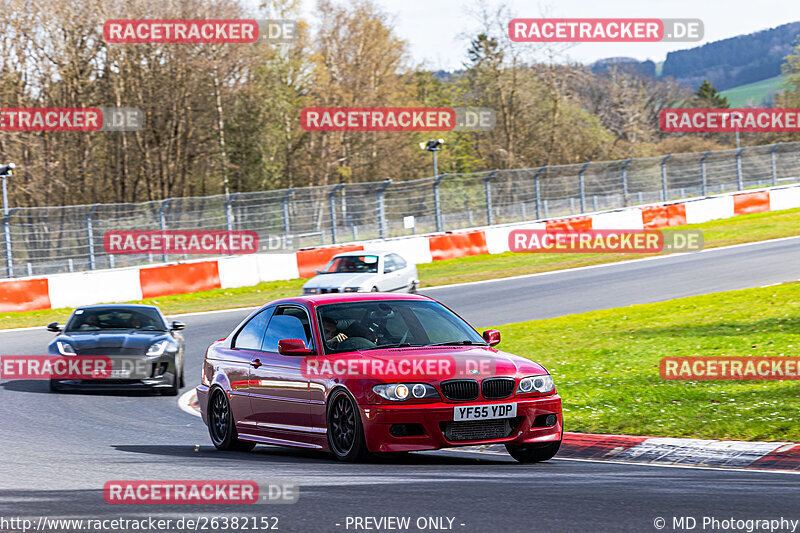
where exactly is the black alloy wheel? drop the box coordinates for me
[208,388,256,451]
[327,389,367,461]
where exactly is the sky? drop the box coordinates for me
[276,0,800,71]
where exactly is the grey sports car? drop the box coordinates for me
[46,304,185,395]
[302,250,419,295]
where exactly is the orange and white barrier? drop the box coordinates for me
[3,184,800,313]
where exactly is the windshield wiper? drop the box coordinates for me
[427,340,488,346]
[361,343,420,350]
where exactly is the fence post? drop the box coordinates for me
[3,208,16,277]
[700,151,712,197]
[533,166,546,220]
[578,162,590,213]
[433,174,446,232]
[736,147,746,191]
[158,199,173,263]
[224,193,239,232]
[86,205,99,270]
[621,158,633,206]
[770,143,781,187]
[377,179,392,239]
[484,170,497,226]
[282,188,294,249]
[328,184,344,244]
[660,154,672,201]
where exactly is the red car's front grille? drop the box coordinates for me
[440,379,479,401]
[481,377,515,399]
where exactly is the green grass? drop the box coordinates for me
[2,207,800,330]
[497,282,800,441]
[720,75,788,107]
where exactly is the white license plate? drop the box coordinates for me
[93,369,131,378]
[453,403,517,421]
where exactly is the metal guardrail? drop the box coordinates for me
[3,141,799,278]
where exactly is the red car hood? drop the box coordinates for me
[307,345,547,381]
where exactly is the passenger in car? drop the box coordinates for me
[322,316,348,348]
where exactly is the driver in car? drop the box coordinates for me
[322,317,348,348]
[79,314,100,330]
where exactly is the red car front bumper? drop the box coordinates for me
[360,394,562,453]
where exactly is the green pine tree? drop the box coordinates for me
[693,80,730,108]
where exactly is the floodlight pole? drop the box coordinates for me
[1,163,16,277]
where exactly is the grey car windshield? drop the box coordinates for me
[323,255,379,274]
[317,300,486,354]
[65,308,167,332]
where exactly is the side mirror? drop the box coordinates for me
[170,320,185,331]
[46,322,62,333]
[482,329,501,346]
[315,269,322,275]
[278,338,314,356]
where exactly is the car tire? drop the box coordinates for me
[327,389,368,462]
[505,440,561,463]
[207,388,256,452]
[409,281,418,293]
[49,380,61,393]
[371,286,379,292]
[179,365,186,388]
[163,369,181,396]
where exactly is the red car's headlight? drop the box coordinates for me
[517,374,554,394]
[373,383,439,401]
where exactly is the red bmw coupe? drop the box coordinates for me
[197,293,562,462]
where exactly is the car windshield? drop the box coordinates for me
[316,299,486,354]
[322,255,379,274]
[65,308,167,332]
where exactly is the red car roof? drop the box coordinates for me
[279,292,433,307]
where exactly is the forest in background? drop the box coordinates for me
[2,0,800,208]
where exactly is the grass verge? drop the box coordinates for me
[498,281,800,441]
[2,207,799,330]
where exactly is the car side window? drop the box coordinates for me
[383,255,396,274]
[391,254,406,270]
[262,306,314,352]
[233,307,274,350]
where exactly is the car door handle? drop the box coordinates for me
[250,358,262,369]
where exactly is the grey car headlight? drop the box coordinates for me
[303,287,320,294]
[56,341,76,355]
[344,287,361,292]
[146,340,176,356]
[517,374,554,394]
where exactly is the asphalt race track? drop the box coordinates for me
[427,236,800,327]
[2,237,800,533]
